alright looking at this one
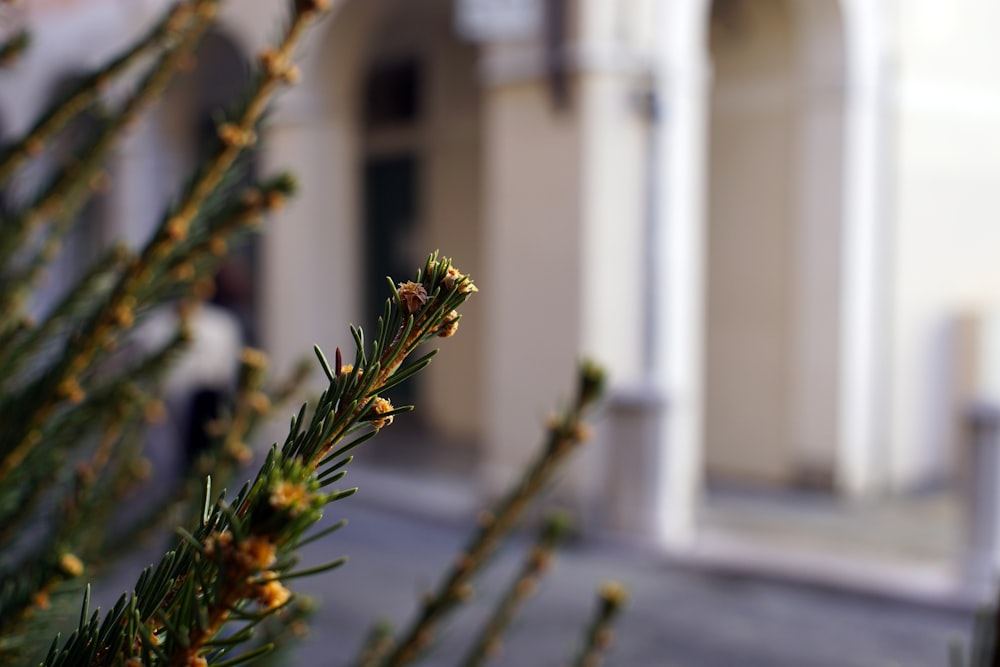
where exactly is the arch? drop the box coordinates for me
[650,0,889,547]
[159,28,253,192]
[305,0,486,445]
[158,28,261,344]
[703,0,848,489]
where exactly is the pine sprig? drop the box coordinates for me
[37,252,476,666]
[377,361,606,667]
[0,1,305,488]
[459,513,571,667]
[566,582,629,667]
[0,29,28,69]
[0,2,193,185]
[0,0,638,664]
[0,0,218,280]
[0,241,130,392]
[0,3,221,485]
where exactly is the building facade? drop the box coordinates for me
[4,0,1000,554]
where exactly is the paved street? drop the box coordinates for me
[285,470,975,667]
[89,443,978,667]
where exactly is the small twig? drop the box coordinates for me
[0,3,187,184]
[0,0,290,485]
[379,362,605,667]
[355,620,395,667]
[460,513,571,667]
[567,582,629,667]
[0,1,212,270]
[0,29,28,69]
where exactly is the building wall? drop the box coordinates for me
[887,0,1000,488]
[261,0,487,442]
[705,0,797,484]
[10,0,1000,514]
[703,0,846,487]
[480,0,650,503]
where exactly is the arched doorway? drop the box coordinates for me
[703,0,846,490]
[160,29,259,344]
[649,0,887,548]
[317,0,486,466]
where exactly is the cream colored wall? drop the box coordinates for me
[704,0,846,487]
[705,0,796,484]
[481,0,650,503]
[258,3,365,379]
[570,0,651,389]
[405,2,485,441]
[358,0,484,441]
[578,70,648,388]
[787,0,845,483]
[887,0,1000,488]
[482,74,584,488]
[265,0,486,440]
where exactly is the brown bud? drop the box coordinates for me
[171,262,196,282]
[397,281,429,314]
[208,237,227,257]
[165,216,188,242]
[58,377,85,405]
[264,190,285,211]
[248,391,271,414]
[177,52,197,73]
[241,347,269,370]
[59,553,84,577]
[192,277,216,300]
[283,64,301,84]
[195,1,217,19]
[144,399,168,425]
[294,0,331,18]
[515,577,538,599]
[25,137,43,156]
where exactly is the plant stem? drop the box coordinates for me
[568,582,629,667]
[0,3,185,184]
[460,514,569,667]
[379,366,601,667]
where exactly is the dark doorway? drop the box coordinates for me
[363,153,421,405]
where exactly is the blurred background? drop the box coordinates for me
[4,0,1000,663]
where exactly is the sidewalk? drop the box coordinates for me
[346,426,976,607]
[290,465,975,666]
[691,484,972,607]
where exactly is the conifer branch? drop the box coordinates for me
[91,340,273,565]
[0,1,638,664]
[35,252,474,666]
[150,174,296,306]
[0,329,187,553]
[0,28,28,70]
[0,2,190,184]
[567,582,629,667]
[0,402,142,640]
[355,620,396,667]
[0,1,301,485]
[0,241,131,390]
[0,0,217,275]
[0,167,114,321]
[460,513,571,667]
[379,362,606,667]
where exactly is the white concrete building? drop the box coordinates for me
[4,0,1000,574]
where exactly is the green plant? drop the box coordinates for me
[0,2,626,665]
